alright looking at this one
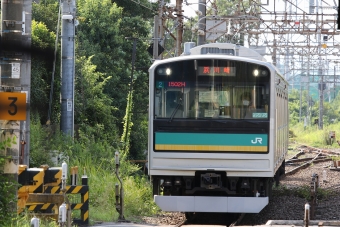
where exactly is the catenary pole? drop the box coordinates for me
[60,0,76,136]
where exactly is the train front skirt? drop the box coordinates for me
[154,195,268,213]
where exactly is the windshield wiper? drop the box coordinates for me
[168,98,182,123]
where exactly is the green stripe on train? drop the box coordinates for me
[155,132,268,146]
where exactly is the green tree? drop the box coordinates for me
[32,0,60,32]
[32,0,62,124]
[31,0,153,161]
[75,56,119,141]
[31,20,58,123]
[77,0,152,158]
[76,0,126,121]
[0,138,18,225]
[113,0,156,18]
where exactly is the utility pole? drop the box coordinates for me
[60,0,76,136]
[21,0,31,166]
[176,0,183,56]
[153,14,161,60]
[316,0,324,130]
[197,0,206,46]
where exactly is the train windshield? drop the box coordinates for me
[154,59,270,120]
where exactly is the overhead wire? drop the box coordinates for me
[127,0,154,11]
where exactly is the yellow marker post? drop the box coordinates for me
[0,92,26,120]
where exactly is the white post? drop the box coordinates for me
[304,203,310,227]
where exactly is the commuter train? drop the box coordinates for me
[147,42,288,216]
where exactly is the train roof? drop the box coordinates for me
[150,43,287,81]
[183,42,267,62]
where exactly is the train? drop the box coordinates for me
[147,42,288,216]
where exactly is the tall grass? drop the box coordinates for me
[7,214,59,227]
[70,157,159,223]
[290,122,340,148]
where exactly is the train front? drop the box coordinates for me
[148,55,283,214]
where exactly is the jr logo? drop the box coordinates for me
[251,137,262,144]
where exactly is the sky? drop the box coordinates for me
[169,0,338,18]
[169,0,203,18]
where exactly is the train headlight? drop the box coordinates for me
[253,69,259,76]
[157,67,172,76]
[166,68,172,76]
[157,68,164,74]
[261,70,268,76]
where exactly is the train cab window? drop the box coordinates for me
[165,90,183,118]
[154,59,270,120]
[232,87,268,119]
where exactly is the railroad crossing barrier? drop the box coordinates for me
[18,164,89,225]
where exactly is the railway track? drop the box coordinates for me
[285,145,340,176]
[174,213,245,227]
[228,213,245,227]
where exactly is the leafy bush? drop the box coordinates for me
[0,173,17,226]
[0,136,19,226]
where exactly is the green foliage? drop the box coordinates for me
[129,119,148,160]
[77,0,151,133]
[289,122,340,148]
[25,0,157,223]
[9,214,59,227]
[273,184,333,201]
[69,156,158,221]
[113,0,156,18]
[272,184,293,196]
[289,88,340,127]
[121,91,134,159]
[0,138,19,226]
[123,175,160,217]
[26,119,158,223]
[75,56,119,141]
[128,67,149,160]
[32,0,60,32]
[0,176,18,226]
[32,20,56,50]
[31,16,60,123]
[273,184,309,200]
[30,114,57,167]
[32,0,152,160]
[288,89,311,125]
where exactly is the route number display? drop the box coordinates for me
[0,92,26,120]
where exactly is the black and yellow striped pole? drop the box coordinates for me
[81,173,89,224]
